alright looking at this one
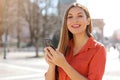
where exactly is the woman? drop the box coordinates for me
[44,2,106,80]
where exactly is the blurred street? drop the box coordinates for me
[103,47,120,80]
[0,0,120,80]
[0,52,48,80]
[0,47,120,80]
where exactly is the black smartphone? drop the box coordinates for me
[44,39,55,50]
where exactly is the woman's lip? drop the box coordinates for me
[72,24,80,28]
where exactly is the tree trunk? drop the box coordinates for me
[35,43,39,57]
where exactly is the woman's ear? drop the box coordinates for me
[87,18,90,25]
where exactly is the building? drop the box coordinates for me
[92,19,105,43]
[59,0,76,18]
[113,29,120,41]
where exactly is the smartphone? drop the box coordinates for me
[44,39,55,50]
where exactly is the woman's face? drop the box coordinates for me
[67,7,90,35]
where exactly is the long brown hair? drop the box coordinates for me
[57,2,93,55]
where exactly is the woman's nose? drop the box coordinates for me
[72,17,79,23]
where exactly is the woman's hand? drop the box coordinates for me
[44,46,67,68]
[44,47,55,67]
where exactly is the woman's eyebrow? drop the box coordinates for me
[78,12,83,15]
[67,13,72,16]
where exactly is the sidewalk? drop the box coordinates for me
[103,48,120,80]
[0,51,48,80]
[0,48,120,80]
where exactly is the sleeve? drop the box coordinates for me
[88,45,106,80]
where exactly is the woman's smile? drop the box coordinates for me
[72,24,81,28]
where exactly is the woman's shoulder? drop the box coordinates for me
[95,40,105,47]
[89,37,105,49]
[90,39,106,59]
[88,36,106,51]
[93,39,106,53]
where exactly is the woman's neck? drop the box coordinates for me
[73,33,89,55]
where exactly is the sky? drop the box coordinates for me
[77,0,120,37]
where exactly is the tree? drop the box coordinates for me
[0,0,3,47]
[30,2,42,57]
[22,0,43,57]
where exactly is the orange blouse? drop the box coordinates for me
[58,37,106,80]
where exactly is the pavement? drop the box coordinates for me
[0,47,120,80]
[0,51,48,80]
[103,47,120,80]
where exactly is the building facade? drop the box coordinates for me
[92,19,105,43]
[59,0,76,18]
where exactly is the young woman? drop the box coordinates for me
[44,2,106,80]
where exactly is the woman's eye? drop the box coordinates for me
[67,16,72,19]
[78,15,83,17]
